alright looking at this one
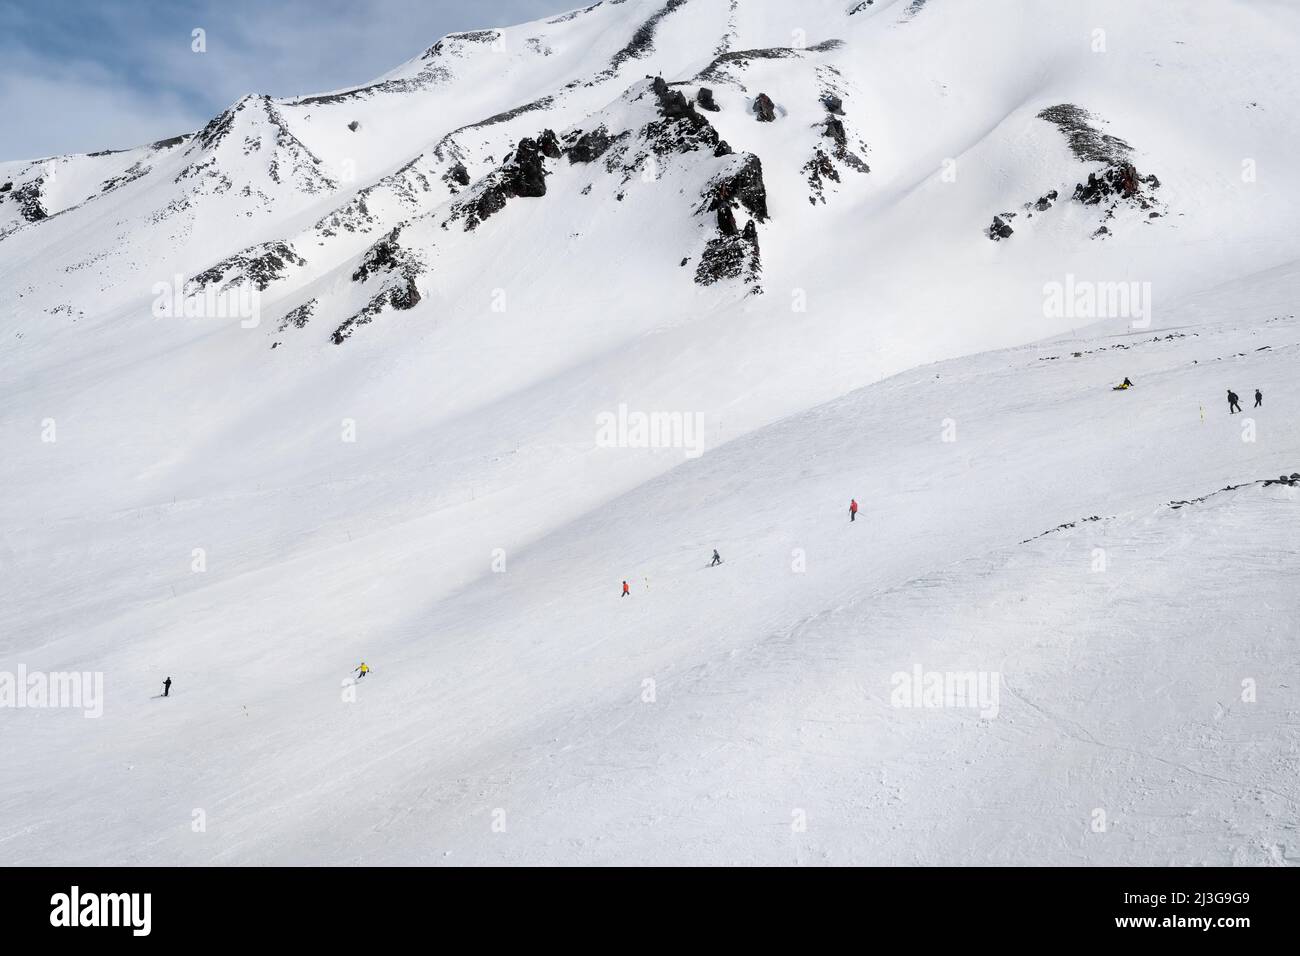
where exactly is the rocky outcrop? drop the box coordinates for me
[986,215,1015,241]
[12,181,48,222]
[330,227,425,343]
[1072,163,1159,205]
[753,93,776,122]
[697,87,720,112]
[696,154,768,290]
[444,162,471,191]
[450,133,552,230]
[704,154,769,223]
[188,241,306,293]
[277,298,316,331]
[1037,104,1131,165]
[537,128,562,159]
[330,277,421,345]
[696,220,761,288]
[567,126,613,164]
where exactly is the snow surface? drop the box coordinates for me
[1,0,1298,865]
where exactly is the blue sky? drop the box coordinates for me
[0,0,574,161]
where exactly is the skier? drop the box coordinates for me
[710,549,722,566]
[1123,377,1133,387]
[1227,389,1242,414]
[1255,388,1263,408]
[162,677,171,698]
[849,499,859,522]
[354,662,370,680]
[622,580,630,597]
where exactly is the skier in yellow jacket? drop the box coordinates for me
[354,662,370,680]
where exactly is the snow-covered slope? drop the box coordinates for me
[2,0,1298,865]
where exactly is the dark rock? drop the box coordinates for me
[568,126,613,163]
[717,202,737,236]
[503,137,548,197]
[1037,104,1131,164]
[537,128,562,159]
[707,154,769,222]
[823,116,847,146]
[696,223,761,288]
[1072,162,1158,205]
[1092,225,1110,238]
[0,181,11,193]
[277,298,316,331]
[986,215,1014,240]
[697,87,720,111]
[190,241,306,292]
[1033,189,1058,211]
[347,120,360,132]
[822,93,845,115]
[803,149,840,204]
[448,162,470,186]
[753,93,776,122]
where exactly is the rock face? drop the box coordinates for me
[697,87,720,111]
[1072,162,1158,205]
[986,215,1015,240]
[188,241,306,293]
[823,116,847,146]
[652,76,698,121]
[330,227,424,343]
[708,154,769,223]
[1033,189,1059,211]
[567,126,613,164]
[447,162,470,187]
[12,181,47,222]
[697,220,761,288]
[504,137,549,197]
[753,93,776,122]
[537,128,562,159]
[452,132,554,230]
[696,155,769,290]
[822,93,845,115]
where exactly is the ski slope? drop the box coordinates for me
[2,0,1299,865]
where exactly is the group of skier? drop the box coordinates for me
[1227,388,1262,413]
[1117,376,1263,414]
[152,368,1278,689]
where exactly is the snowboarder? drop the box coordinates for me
[1123,377,1133,387]
[622,580,630,597]
[1227,389,1242,413]
[710,549,722,566]
[1254,388,1263,408]
[849,499,859,522]
[354,662,370,680]
[162,677,171,698]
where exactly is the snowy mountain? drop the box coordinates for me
[2,0,1298,865]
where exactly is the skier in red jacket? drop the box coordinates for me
[849,499,859,522]
[622,580,630,597]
